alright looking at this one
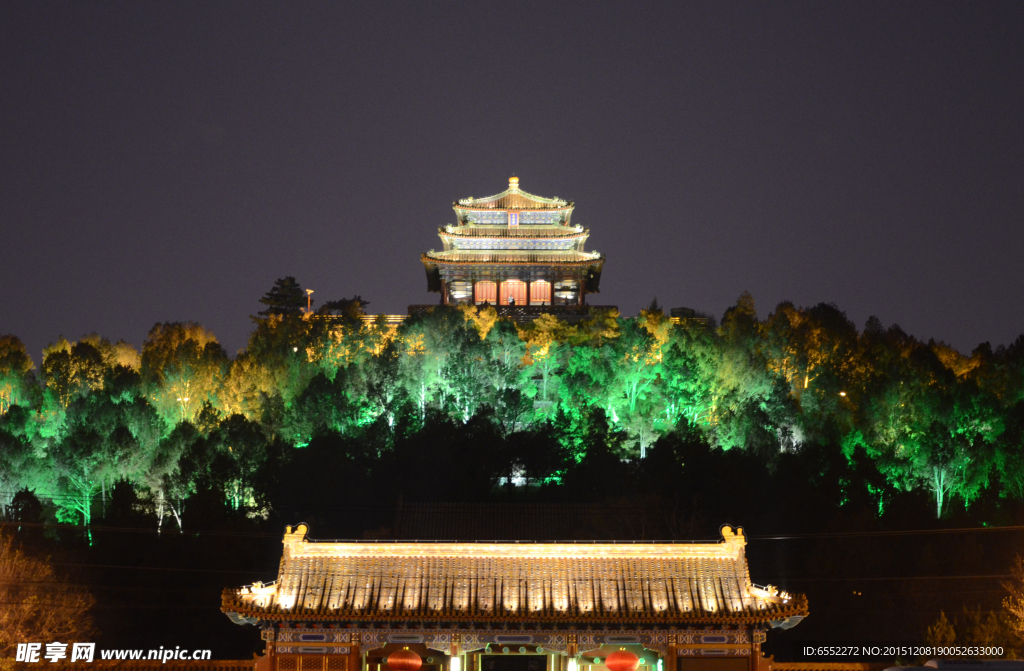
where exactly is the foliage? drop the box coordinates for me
[5,281,1024,529]
[1004,555,1024,644]
[0,335,34,415]
[258,276,307,316]
[925,606,1020,658]
[0,533,94,660]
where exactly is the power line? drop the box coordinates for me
[0,520,279,538]
[754,526,1024,540]
[7,518,1024,541]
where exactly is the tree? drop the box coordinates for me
[360,341,402,430]
[0,430,34,519]
[258,276,307,316]
[995,401,1024,500]
[41,338,105,409]
[78,334,141,373]
[761,302,861,441]
[142,422,200,532]
[208,414,280,512]
[318,295,370,321]
[0,335,34,415]
[926,605,1018,657]
[608,318,662,415]
[1004,555,1024,644]
[47,421,105,529]
[459,303,498,340]
[0,533,94,660]
[141,322,227,425]
[283,371,362,443]
[915,420,971,518]
[660,322,718,429]
[518,314,571,404]
[398,307,478,422]
[711,292,794,452]
[926,610,957,647]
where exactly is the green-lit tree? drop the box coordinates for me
[398,307,478,422]
[660,322,718,428]
[0,429,34,518]
[142,422,201,531]
[208,414,283,512]
[47,422,104,528]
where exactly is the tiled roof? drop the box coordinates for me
[454,180,572,211]
[422,251,603,266]
[222,525,807,627]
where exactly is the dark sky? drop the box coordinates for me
[2,2,1022,361]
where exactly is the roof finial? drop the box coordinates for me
[508,176,520,191]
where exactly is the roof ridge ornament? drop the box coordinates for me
[283,523,309,559]
[508,176,520,191]
[720,525,745,546]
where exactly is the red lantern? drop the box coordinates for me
[605,650,640,671]
[387,648,422,671]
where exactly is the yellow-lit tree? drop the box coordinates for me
[141,322,227,425]
[0,335,33,415]
[518,314,574,404]
[0,533,94,660]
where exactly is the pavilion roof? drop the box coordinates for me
[222,525,807,628]
[454,178,573,211]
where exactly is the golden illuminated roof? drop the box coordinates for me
[222,524,807,627]
[454,178,573,211]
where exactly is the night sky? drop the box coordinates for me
[2,2,1022,360]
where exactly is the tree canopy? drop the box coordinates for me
[1,284,1023,535]
[257,276,307,316]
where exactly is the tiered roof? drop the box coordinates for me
[453,176,573,215]
[423,178,604,279]
[222,525,807,628]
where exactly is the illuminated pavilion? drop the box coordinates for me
[222,524,806,671]
[420,178,605,310]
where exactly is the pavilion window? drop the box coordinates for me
[475,281,497,304]
[500,280,527,306]
[449,280,472,304]
[553,280,579,305]
[530,280,551,305]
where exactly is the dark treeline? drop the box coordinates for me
[3,280,1024,657]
